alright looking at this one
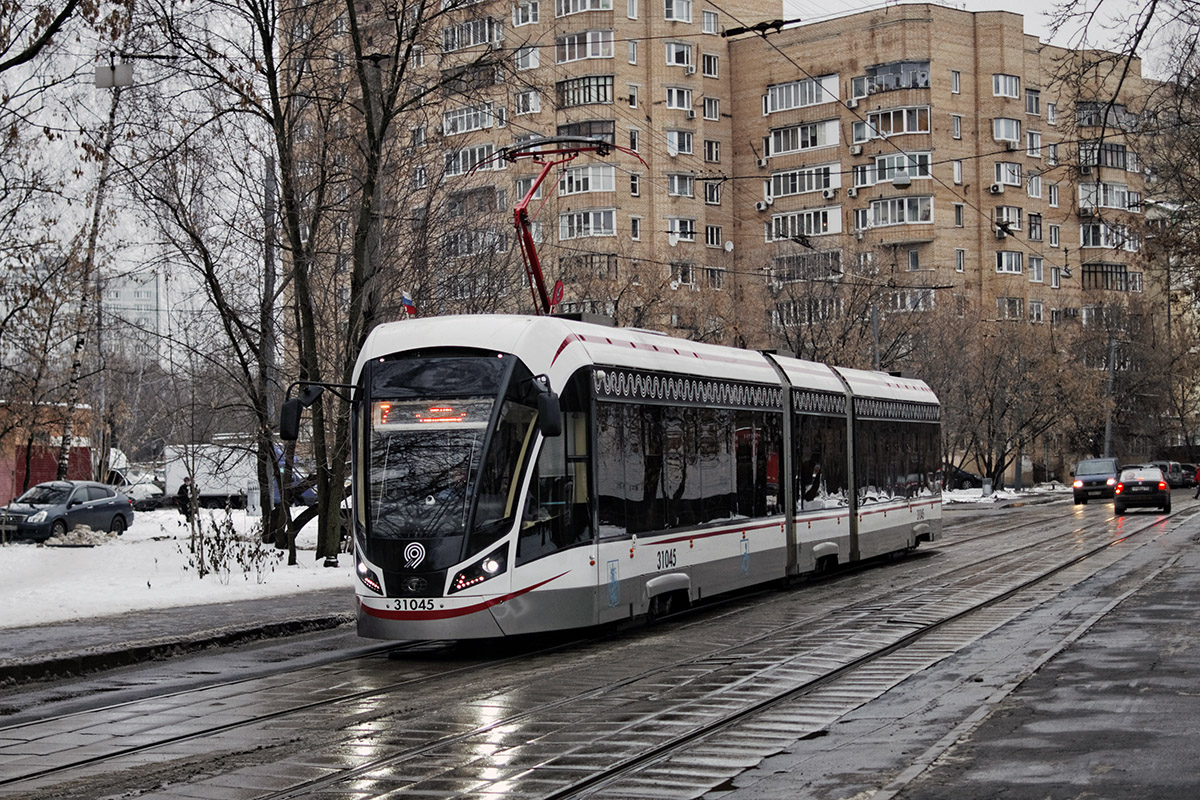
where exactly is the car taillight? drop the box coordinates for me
[1115,483,1124,494]
[1159,481,1168,491]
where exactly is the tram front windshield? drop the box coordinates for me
[365,353,538,564]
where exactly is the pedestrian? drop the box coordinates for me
[1193,465,1200,499]
[178,476,194,521]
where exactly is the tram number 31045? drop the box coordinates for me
[656,548,677,570]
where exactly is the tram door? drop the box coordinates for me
[515,405,597,630]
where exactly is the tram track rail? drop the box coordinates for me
[0,504,1185,799]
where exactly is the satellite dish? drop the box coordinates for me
[724,240,734,252]
[668,233,679,247]
[670,280,680,290]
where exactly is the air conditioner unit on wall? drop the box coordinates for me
[755,200,770,211]
[846,187,858,198]
[1004,140,1018,151]
[686,109,696,119]
[822,188,836,200]
[849,145,862,155]
[847,97,858,109]
[989,183,1004,194]
[685,64,696,74]
[995,228,1007,239]
[757,158,769,168]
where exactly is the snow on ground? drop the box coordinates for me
[0,508,353,629]
[0,483,1071,630]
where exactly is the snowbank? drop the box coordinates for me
[0,508,353,629]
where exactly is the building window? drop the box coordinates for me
[908,249,920,271]
[1051,268,1061,289]
[515,46,539,70]
[1049,224,1060,247]
[666,129,692,155]
[705,267,725,289]
[631,216,641,239]
[1028,213,1043,241]
[995,205,1022,231]
[954,203,964,227]
[766,76,832,113]
[1029,257,1044,283]
[869,196,933,227]
[950,70,960,94]
[559,164,615,195]
[702,53,718,77]
[559,208,616,239]
[1025,89,1040,115]
[952,114,962,139]
[514,1,540,25]
[955,248,965,272]
[556,0,612,15]
[995,162,1022,186]
[705,181,720,204]
[993,117,1021,142]
[1047,102,1057,125]
[556,75,615,108]
[993,73,1020,98]
[514,90,540,115]
[772,164,832,196]
[666,86,691,109]
[865,106,930,137]
[776,120,839,152]
[996,296,1024,319]
[702,9,718,33]
[664,0,691,22]
[628,85,638,107]
[1029,300,1044,322]
[667,217,696,241]
[667,173,694,197]
[704,139,719,162]
[629,129,639,151]
[953,160,962,184]
[556,30,614,63]
[1027,173,1042,198]
[665,42,692,66]
[630,173,640,196]
[1048,183,1059,207]
[996,251,1024,274]
[705,224,722,247]
[628,41,637,64]
[703,96,719,119]
[1026,130,1041,157]
[627,0,636,17]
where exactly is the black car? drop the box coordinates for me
[1072,457,1120,504]
[1114,467,1171,515]
[942,463,983,490]
[0,480,135,542]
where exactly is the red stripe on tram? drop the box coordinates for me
[360,572,569,621]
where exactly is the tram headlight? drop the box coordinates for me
[356,559,383,594]
[449,545,508,594]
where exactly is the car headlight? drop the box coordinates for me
[27,510,47,523]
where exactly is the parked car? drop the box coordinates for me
[0,480,135,542]
[942,463,984,490]
[1114,466,1172,515]
[1147,460,1185,489]
[1072,457,1121,504]
[1181,464,1198,489]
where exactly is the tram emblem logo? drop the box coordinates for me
[404,542,426,569]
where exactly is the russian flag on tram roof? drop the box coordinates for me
[401,291,416,315]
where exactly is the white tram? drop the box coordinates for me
[339,314,941,640]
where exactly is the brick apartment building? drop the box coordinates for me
[362,1,1152,348]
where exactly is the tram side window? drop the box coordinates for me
[596,402,628,537]
[794,413,848,510]
[517,411,593,565]
[856,419,938,504]
[595,401,779,536]
[699,408,736,524]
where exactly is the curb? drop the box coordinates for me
[0,613,355,689]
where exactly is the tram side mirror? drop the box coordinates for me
[280,398,302,441]
[280,384,325,442]
[537,391,562,437]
